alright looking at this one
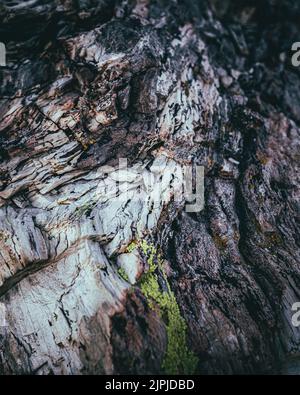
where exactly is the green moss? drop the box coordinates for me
[162,292,199,375]
[140,240,157,273]
[118,267,130,282]
[134,239,198,375]
[127,240,138,253]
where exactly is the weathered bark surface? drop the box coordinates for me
[0,0,299,374]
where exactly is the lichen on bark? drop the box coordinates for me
[132,240,198,374]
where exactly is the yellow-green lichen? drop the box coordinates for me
[118,267,129,282]
[131,239,198,374]
[127,240,138,253]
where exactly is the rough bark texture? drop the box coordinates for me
[0,0,299,375]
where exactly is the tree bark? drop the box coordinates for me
[0,0,299,374]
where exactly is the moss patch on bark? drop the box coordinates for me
[128,239,198,374]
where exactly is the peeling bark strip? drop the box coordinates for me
[0,0,299,375]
